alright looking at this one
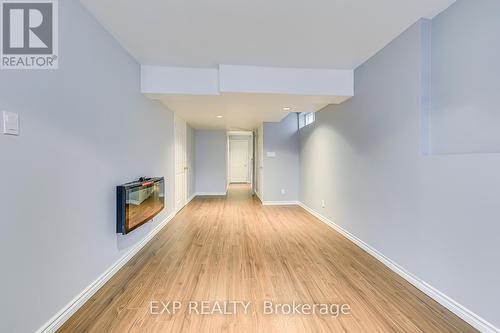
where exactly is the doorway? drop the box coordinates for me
[230,140,249,183]
[227,131,253,187]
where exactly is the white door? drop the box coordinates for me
[174,115,187,212]
[230,140,249,183]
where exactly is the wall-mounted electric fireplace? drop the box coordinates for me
[116,177,165,234]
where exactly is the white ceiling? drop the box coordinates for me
[147,93,350,130]
[81,0,454,69]
[81,0,455,129]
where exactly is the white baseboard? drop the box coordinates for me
[298,202,499,333]
[36,212,176,333]
[195,192,227,196]
[262,201,300,206]
[174,193,196,216]
[36,200,498,333]
[174,193,197,215]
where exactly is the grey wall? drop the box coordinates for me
[300,13,500,329]
[195,130,227,194]
[0,1,175,332]
[186,124,196,198]
[263,113,300,202]
[431,0,500,154]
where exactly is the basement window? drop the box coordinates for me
[299,112,315,128]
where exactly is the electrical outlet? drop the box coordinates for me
[321,200,326,208]
[281,189,286,195]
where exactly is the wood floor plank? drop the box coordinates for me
[57,184,477,333]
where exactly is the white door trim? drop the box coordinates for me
[256,125,264,199]
[174,115,188,213]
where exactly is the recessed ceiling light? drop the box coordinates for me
[216,115,223,118]
[283,107,292,111]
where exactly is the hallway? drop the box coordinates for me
[58,185,475,332]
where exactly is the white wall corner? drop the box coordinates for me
[420,18,432,156]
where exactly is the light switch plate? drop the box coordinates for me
[3,111,19,135]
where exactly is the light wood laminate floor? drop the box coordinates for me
[58,184,476,333]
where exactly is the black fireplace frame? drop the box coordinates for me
[116,177,165,234]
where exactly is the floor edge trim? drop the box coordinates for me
[298,202,499,333]
[36,211,176,333]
